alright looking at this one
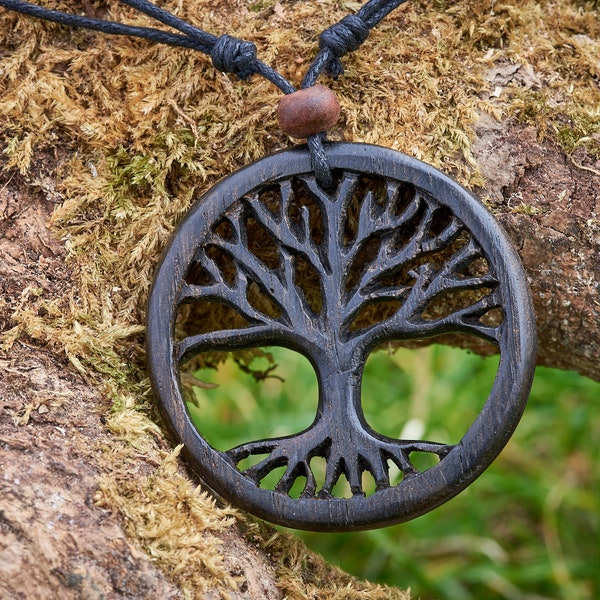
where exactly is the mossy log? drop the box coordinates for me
[0,0,598,598]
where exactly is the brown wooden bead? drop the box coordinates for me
[277,84,340,138]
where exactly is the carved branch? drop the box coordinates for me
[421,216,463,253]
[206,208,289,305]
[178,192,330,353]
[246,181,323,274]
[407,238,496,311]
[384,290,503,345]
[343,284,413,322]
[419,293,503,343]
[343,184,423,268]
[175,324,278,364]
[179,278,271,326]
[353,203,436,295]
[348,211,463,309]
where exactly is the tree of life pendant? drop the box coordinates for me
[147,143,536,531]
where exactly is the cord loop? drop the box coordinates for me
[307,133,334,190]
[211,34,257,80]
[319,14,369,78]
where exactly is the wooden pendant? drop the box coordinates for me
[146,143,536,531]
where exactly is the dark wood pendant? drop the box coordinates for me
[147,143,536,531]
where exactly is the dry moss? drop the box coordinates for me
[1,0,598,597]
[248,523,411,600]
[96,444,240,598]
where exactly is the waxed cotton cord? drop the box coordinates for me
[304,0,408,86]
[0,0,408,187]
[0,0,294,90]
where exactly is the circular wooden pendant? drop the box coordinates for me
[147,143,536,531]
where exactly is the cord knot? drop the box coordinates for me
[318,14,369,78]
[211,34,257,80]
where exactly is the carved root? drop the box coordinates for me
[225,430,452,498]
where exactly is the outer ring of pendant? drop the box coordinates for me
[147,142,537,532]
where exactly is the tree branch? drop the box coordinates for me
[175,324,278,363]
[245,181,323,275]
[384,291,503,345]
[207,207,289,306]
[359,203,435,292]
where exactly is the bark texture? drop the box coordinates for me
[472,118,600,380]
[0,186,283,600]
[0,348,184,600]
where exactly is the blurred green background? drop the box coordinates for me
[186,345,599,599]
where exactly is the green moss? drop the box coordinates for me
[510,203,547,216]
[249,0,276,12]
[556,120,600,158]
[508,84,600,157]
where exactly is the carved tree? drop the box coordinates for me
[171,168,503,498]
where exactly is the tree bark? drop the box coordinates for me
[0,347,185,600]
[0,185,283,599]
[471,117,600,380]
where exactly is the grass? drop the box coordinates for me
[187,344,600,599]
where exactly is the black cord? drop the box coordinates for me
[0,0,408,186]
